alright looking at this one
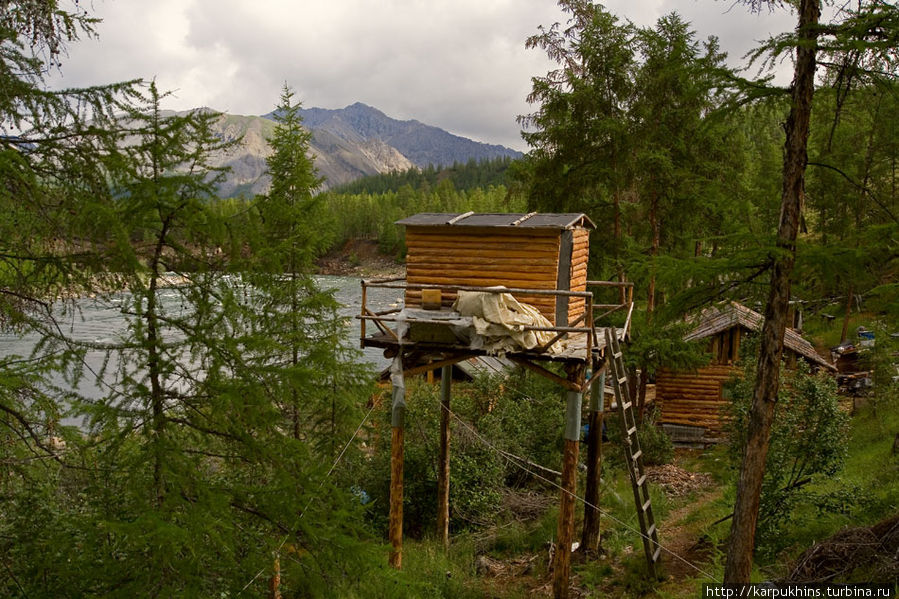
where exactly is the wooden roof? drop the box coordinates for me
[456,356,516,379]
[396,212,596,230]
[685,302,835,371]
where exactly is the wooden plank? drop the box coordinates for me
[405,237,561,251]
[406,275,558,288]
[553,438,580,599]
[407,258,558,271]
[389,425,404,569]
[437,366,451,551]
[509,358,582,391]
[406,267,557,283]
[406,248,561,261]
[406,226,560,239]
[406,248,559,260]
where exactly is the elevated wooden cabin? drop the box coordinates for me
[397,212,594,326]
[657,302,836,442]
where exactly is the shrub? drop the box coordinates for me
[726,355,851,550]
[605,404,674,467]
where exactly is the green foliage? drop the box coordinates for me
[637,406,674,466]
[351,372,567,540]
[474,372,565,482]
[331,156,518,195]
[605,404,674,467]
[725,349,851,553]
[354,380,505,537]
[320,182,524,256]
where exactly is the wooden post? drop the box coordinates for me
[360,280,367,341]
[270,554,281,599]
[581,369,605,555]
[437,365,452,550]
[553,364,584,599]
[389,357,406,569]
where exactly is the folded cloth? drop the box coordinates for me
[453,288,565,354]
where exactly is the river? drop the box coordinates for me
[0,276,397,423]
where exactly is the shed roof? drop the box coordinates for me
[396,212,596,230]
[685,302,835,371]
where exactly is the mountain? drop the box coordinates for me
[199,111,412,197]
[290,102,522,169]
[193,103,521,197]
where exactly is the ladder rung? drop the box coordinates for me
[646,523,656,538]
[627,426,637,436]
[613,351,622,359]
[636,474,647,487]
[642,498,652,512]
[631,449,642,461]
[621,401,632,410]
[617,376,628,385]
[652,546,662,562]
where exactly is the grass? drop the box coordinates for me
[756,395,899,575]
[344,378,898,597]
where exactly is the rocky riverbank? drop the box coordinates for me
[315,239,405,279]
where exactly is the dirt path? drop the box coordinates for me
[657,484,723,583]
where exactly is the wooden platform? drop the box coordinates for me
[362,329,615,364]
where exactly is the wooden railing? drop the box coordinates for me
[359,278,634,360]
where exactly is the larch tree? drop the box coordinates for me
[725,0,899,583]
[0,0,138,470]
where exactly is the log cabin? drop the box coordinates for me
[656,302,836,443]
[397,212,595,326]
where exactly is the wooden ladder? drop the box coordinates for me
[604,327,661,578]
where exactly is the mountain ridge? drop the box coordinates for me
[191,103,520,196]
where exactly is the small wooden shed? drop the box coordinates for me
[397,212,595,326]
[656,302,836,441]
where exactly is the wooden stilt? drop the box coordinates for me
[437,365,452,550]
[553,365,584,599]
[389,357,406,569]
[389,425,404,568]
[270,554,281,599]
[581,369,605,554]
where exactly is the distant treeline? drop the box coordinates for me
[330,156,518,195]
[320,180,525,257]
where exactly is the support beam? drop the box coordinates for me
[553,365,585,599]
[389,357,406,569]
[509,357,582,392]
[437,365,452,550]
[581,369,605,555]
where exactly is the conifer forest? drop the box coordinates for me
[1,1,898,597]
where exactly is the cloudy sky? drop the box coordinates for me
[49,0,798,151]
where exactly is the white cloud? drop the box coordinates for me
[48,0,801,151]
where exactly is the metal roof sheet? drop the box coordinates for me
[396,212,596,230]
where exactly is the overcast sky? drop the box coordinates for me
[48,0,798,151]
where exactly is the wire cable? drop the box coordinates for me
[440,401,720,582]
[237,401,377,595]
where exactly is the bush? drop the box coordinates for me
[636,405,674,466]
[351,380,506,538]
[605,404,674,467]
[725,355,851,551]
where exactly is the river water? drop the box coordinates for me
[0,276,398,422]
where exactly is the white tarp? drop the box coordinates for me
[453,288,565,354]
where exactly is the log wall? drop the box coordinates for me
[567,228,590,324]
[405,226,576,324]
[656,364,738,438]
